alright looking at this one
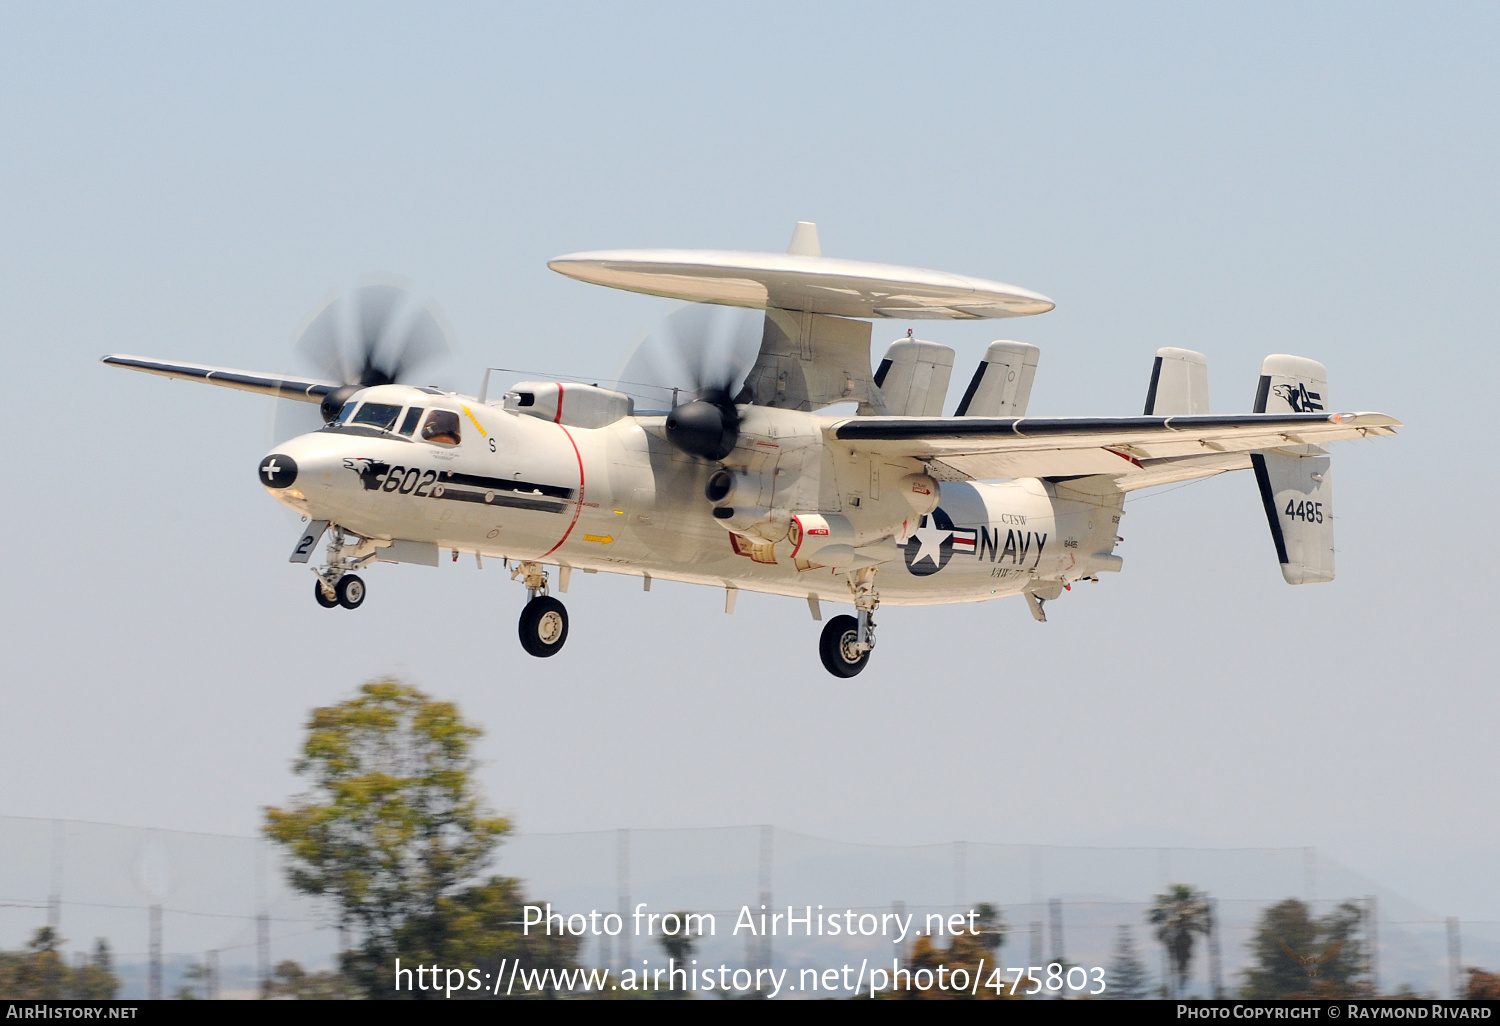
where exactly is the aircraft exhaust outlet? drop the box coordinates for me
[788,513,858,563]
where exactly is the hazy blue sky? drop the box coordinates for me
[2,2,1497,921]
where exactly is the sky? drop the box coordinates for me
[1,2,1497,924]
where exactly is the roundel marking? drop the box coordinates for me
[903,506,957,576]
[259,453,298,489]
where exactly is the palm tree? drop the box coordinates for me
[1149,884,1212,998]
[658,911,699,997]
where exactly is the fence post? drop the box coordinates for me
[758,824,774,984]
[148,904,162,1000]
[616,829,631,972]
[1049,898,1064,966]
[1209,898,1223,998]
[1447,917,1462,999]
[48,820,64,933]
[256,912,270,997]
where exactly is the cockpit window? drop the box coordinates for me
[398,406,424,436]
[334,402,357,426]
[421,409,462,446]
[351,402,402,432]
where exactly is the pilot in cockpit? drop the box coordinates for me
[421,409,461,446]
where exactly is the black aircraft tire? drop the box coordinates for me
[519,596,569,657]
[336,574,366,610]
[819,615,870,678]
[314,580,339,608]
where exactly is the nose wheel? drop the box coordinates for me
[336,574,366,609]
[309,525,376,610]
[313,574,366,609]
[314,580,338,608]
[519,595,569,657]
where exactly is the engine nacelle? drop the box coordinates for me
[503,382,633,429]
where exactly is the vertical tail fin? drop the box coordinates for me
[955,340,1040,417]
[1143,347,1210,415]
[1252,355,1335,584]
[872,337,955,416]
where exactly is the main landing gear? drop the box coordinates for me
[513,560,569,657]
[312,526,376,611]
[819,567,879,678]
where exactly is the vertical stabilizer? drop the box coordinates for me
[1144,347,1210,415]
[873,337,955,416]
[1251,354,1335,584]
[955,340,1040,417]
[787,221,821,257]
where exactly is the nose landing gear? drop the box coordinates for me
[513,560,569,657]
[311,526,377,610]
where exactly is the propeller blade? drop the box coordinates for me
[614,304,760,411]
[290,280,455,422]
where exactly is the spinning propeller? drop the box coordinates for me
[272,280,453,442]
[614,304,761,462]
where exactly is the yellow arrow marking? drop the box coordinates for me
[582,534,614,544]
[461,405,488,437]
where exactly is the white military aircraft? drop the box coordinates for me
[104,224,1399,676]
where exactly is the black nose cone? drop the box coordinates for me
[259,453,298,488]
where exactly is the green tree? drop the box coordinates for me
[264,678,511,994]
[1149,884,1212,998]
[267,959,356,1000]
[1105,925,1152,1000]
[0,929,118,1000]
[391,876,580,999]
[972,903,1006,954]
[1240,898,1370,998]
[655,911,700,998]
[72,940,118,1000]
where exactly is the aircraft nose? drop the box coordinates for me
[257,451,299,490]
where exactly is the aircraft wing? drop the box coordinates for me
[102,355,338,403]
[827,411,1400,487]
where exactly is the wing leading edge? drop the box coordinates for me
[829,411,1400,486]
[102,355,337,403]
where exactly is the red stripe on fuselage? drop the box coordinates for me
[542,418,584,558]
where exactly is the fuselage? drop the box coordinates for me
[263,384,1125,606]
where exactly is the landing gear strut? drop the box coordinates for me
[311,525,377,610]
[819,567,879,677]
[513,560,569,657]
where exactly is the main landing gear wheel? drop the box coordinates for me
[519,595,569,657]
[819,614,870,678]
[314,580,339,608]
[336,574,366,610]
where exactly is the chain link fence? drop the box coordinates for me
[0,817,1493,998]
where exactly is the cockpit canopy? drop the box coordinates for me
[327,388,462,447]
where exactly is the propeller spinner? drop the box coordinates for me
[617,304,759,462]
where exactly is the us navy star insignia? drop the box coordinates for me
[909,520,951,569]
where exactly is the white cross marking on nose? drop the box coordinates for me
[263,459,280,481]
